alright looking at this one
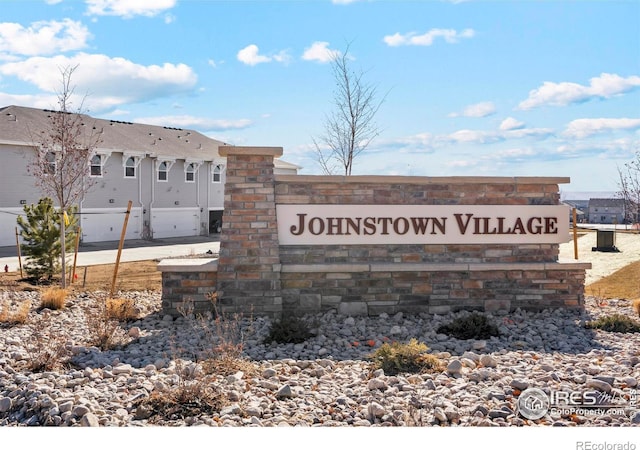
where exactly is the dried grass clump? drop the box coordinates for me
[40,287,67,310]
[369,338,443,376]
[106,297,137,321]
[0,299,31,325]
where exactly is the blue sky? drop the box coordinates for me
[0,0,638,194]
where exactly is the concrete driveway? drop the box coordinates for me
[0,235,220,273]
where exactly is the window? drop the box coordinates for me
[212,164,223,183]
[90,155,103,177]
[45,152,56,174]
[158,161,168,181]
[185,163,196,182]
[124,157,136,178]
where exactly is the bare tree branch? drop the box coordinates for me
[314,43,385,176]
[617,147,640,227]
[26,65,102,287]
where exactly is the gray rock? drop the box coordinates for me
[446,359,463,375]
[510,379,530,391]
[80,413,100,427]
[262,368,277,378]
[367,378,388,391]
[434,407,448,422]
[630,411,640,425]
[480,355,498,368]
[72,405,90,417]
[586,378,612,393]
[623,376,637,388]
[368,402,386,419]
[276,384,293,399]
[488,409,510,419]
[472,340,487,350]
[0,397,12,413]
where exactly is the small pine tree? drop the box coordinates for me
[17,198,77,281]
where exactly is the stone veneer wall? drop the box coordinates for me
[160,146,590,318]
[275,176,590,316]
[158,259,218,317]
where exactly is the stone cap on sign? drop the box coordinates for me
[275,175,571,185]
[219,146,283,157]
[157,258,218,273]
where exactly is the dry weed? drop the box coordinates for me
[0,299,31,325]
[23,310,71,372]
[106,297,137,321]
[40,287,67,310]
[84,298,128,350]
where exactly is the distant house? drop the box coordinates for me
[587,198,626,224]
[0,105,300,247]
[563,200,588,223]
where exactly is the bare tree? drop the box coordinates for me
[617,149,640,227]
[28,65,101,287]
[314,44,385,175]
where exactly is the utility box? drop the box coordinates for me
[592,230,619,252]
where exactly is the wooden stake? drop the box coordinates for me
[71,227,81,284]
[573,208,578,260]
[109,200,132,298]
[14,227,23,278]
[82,266,87,289]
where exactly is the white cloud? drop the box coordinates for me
[134,115,252,131]
[383,28,475,47]
[518,73,640,110]
[0,19,91,56]
[237,44,290,66]
[85,0,177,18]
[449,101,495,118]
[302,42,340,63]
[499,117,525,131]
[0,53,197,110]
[563,118,640,138]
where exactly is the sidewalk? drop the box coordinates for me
[0,235,221,272]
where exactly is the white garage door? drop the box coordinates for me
[151,207,199,239]
[0,208,24,247]
[81,207,142,243]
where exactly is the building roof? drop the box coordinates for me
[588,198,626,207]
[0,105,295,169]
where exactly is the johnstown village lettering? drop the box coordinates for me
[276,205,570,245]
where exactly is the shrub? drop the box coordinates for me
[84,298,128,350]
[265,314,313,344]
[40,287,67,310]
[16,197,77,282]
[106,297,137,321]
[585,314,640,333]
[369,338,442,375]
[23,311,70,372]
[436,312,500,340]
[133,360,227,423]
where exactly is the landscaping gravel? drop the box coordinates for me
[0,290,638,427]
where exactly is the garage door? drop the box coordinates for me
[151,207,199,239]
[81,207,142,243]
[0,208,24,247]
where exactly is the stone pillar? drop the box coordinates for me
[216,146,283,317]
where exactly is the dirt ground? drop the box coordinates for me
[0,260,161,293]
